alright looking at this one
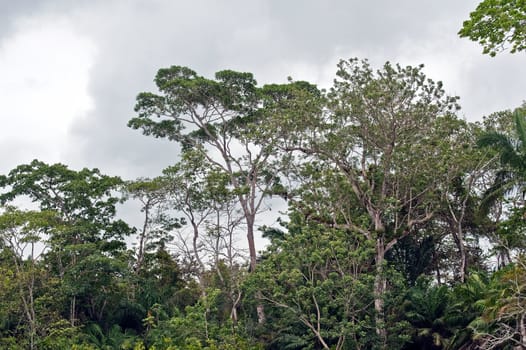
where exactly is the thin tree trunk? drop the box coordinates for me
[449,224,467,283]
[135,203,150,273]
[449,211,467,283]
[374,239,387,349]
[12,251,37,350]
[231,291,241,324]
[246,217,257,272]
[459,238,467,283]
[246,215,266,323]
[70,295,76,327]
[519,313,526,349]
[19,276,36,350]
[256,298,266,324]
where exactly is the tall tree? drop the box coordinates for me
[164,152,247,323]
[476,106,526,269]
[162,151,234,283]
[287,58,462,346]
[128,67,321,274]
[440,120,492,282]
[129,67,322,323]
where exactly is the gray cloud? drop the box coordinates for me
[0,1,44,40]
[4,0,523,181]
[458,53,526,120]
[0,0,96,42]
[65,0,274,178]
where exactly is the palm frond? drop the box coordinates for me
[513,110,526,154]
[478,132,521,168]
[477,110,526,217]
[478,170,515,217]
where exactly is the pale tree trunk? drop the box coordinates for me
[70,251,78,327]
[459,238,467,283]
[227,214,242,325]
[135,203,150,273]
[251,221,266,324]
[70,296,76,327]
[245,208,266,324]
[246,218,257,272]
[16,266,37,350]
[11,244,38,350]
[449,217,468,282]
[519,313,526,350]
[231,292,242,324]
[374,238,387,349]
[448,201,468,283]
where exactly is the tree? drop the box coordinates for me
[124,177,179,273]
[136,245,196,321]
[248,217,377,350]
[386,234,436,286]
[439,120,492,283]
[469,261,526,349]
[143,288,258,350]
[129,66,322,323]
[402,279,452,350]
[162,151,236,284]
[0,208,57,350]
[0,160,132,327]
[286,58,462,346]
[161,152,246,323]
[129,67,321,272]
[478,107,526,211]
[475,108,526,266]
[459,0,526,56]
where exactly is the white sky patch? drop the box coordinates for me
[0,15,95,171]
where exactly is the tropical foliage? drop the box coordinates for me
[1,1,525,348]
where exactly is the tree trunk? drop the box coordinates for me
[247,218,257,272]
[458,238,467,283]
[256,301,266,324]
[20,281,36,350]
[246,216,266,324]
[135,204,150,273]
[70,295,76,327]
[374,238,387,349]
[230,291,241,324]
[519,313,526,349]
[451,218,467,283]
[12,253,37,350]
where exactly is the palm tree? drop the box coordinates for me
[477,108,526,213]
[477,107,526,263]
[403,279,452,349]
[446,273,489,350]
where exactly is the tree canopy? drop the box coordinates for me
[459,0,526,56]
[1,17,526,346]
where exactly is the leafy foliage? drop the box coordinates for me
[1,56,526,350]
[459,0,526,56]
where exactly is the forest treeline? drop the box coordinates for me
[1,1,526,349]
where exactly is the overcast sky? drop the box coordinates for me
[1,0,525,181]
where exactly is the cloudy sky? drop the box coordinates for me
[1,0,525,181]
